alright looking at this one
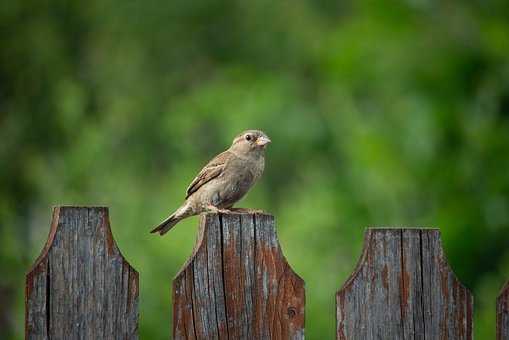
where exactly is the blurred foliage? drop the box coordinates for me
[2,0,509,338]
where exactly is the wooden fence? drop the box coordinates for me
[25,206,509,339]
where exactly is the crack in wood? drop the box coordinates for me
[45,259,51,338]
[219,214,230,340]
[419,230,426,339]
[399,229,407,338]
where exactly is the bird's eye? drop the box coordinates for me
[245,134,252,141]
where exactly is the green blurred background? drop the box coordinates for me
[2,0,509,338]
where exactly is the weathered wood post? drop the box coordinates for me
[172,212,305,340]
[25,206,139,340]
[336,228,473,340]
[498,281,509,339]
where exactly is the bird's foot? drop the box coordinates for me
[205,205,232,214]
[230,207,266,214]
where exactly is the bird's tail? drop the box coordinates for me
[150,203,193,235]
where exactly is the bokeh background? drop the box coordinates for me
[2,0,509,338]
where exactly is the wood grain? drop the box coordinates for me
[25,206,139,340]
[173,212,305,340]
[498,281,509,340]
[336,228,473,340]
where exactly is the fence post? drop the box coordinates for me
[172,212,305,340]
[498,281,509,339]
[25,206,139,340]
[336,228,473,340]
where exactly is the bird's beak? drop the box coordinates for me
[256,136,271,147]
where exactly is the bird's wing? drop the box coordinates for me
[185,150,231,199]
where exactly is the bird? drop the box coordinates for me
[150,130,271,235]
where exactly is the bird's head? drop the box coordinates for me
[231,130,271,154]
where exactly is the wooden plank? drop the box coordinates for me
[336,228,473,340]
[173,212,305,340]
[400,229,425,340]
[25,206,139,340]
[498,281,509,340]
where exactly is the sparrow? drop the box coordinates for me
[150,130,271,235]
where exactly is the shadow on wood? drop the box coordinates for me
[499,281,509,340]
[173,212,305,340]
[25,206,139,340]
[336,228,473,340]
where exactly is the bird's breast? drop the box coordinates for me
[219,160,257,199]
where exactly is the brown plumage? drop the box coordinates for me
[150,130,271,235]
